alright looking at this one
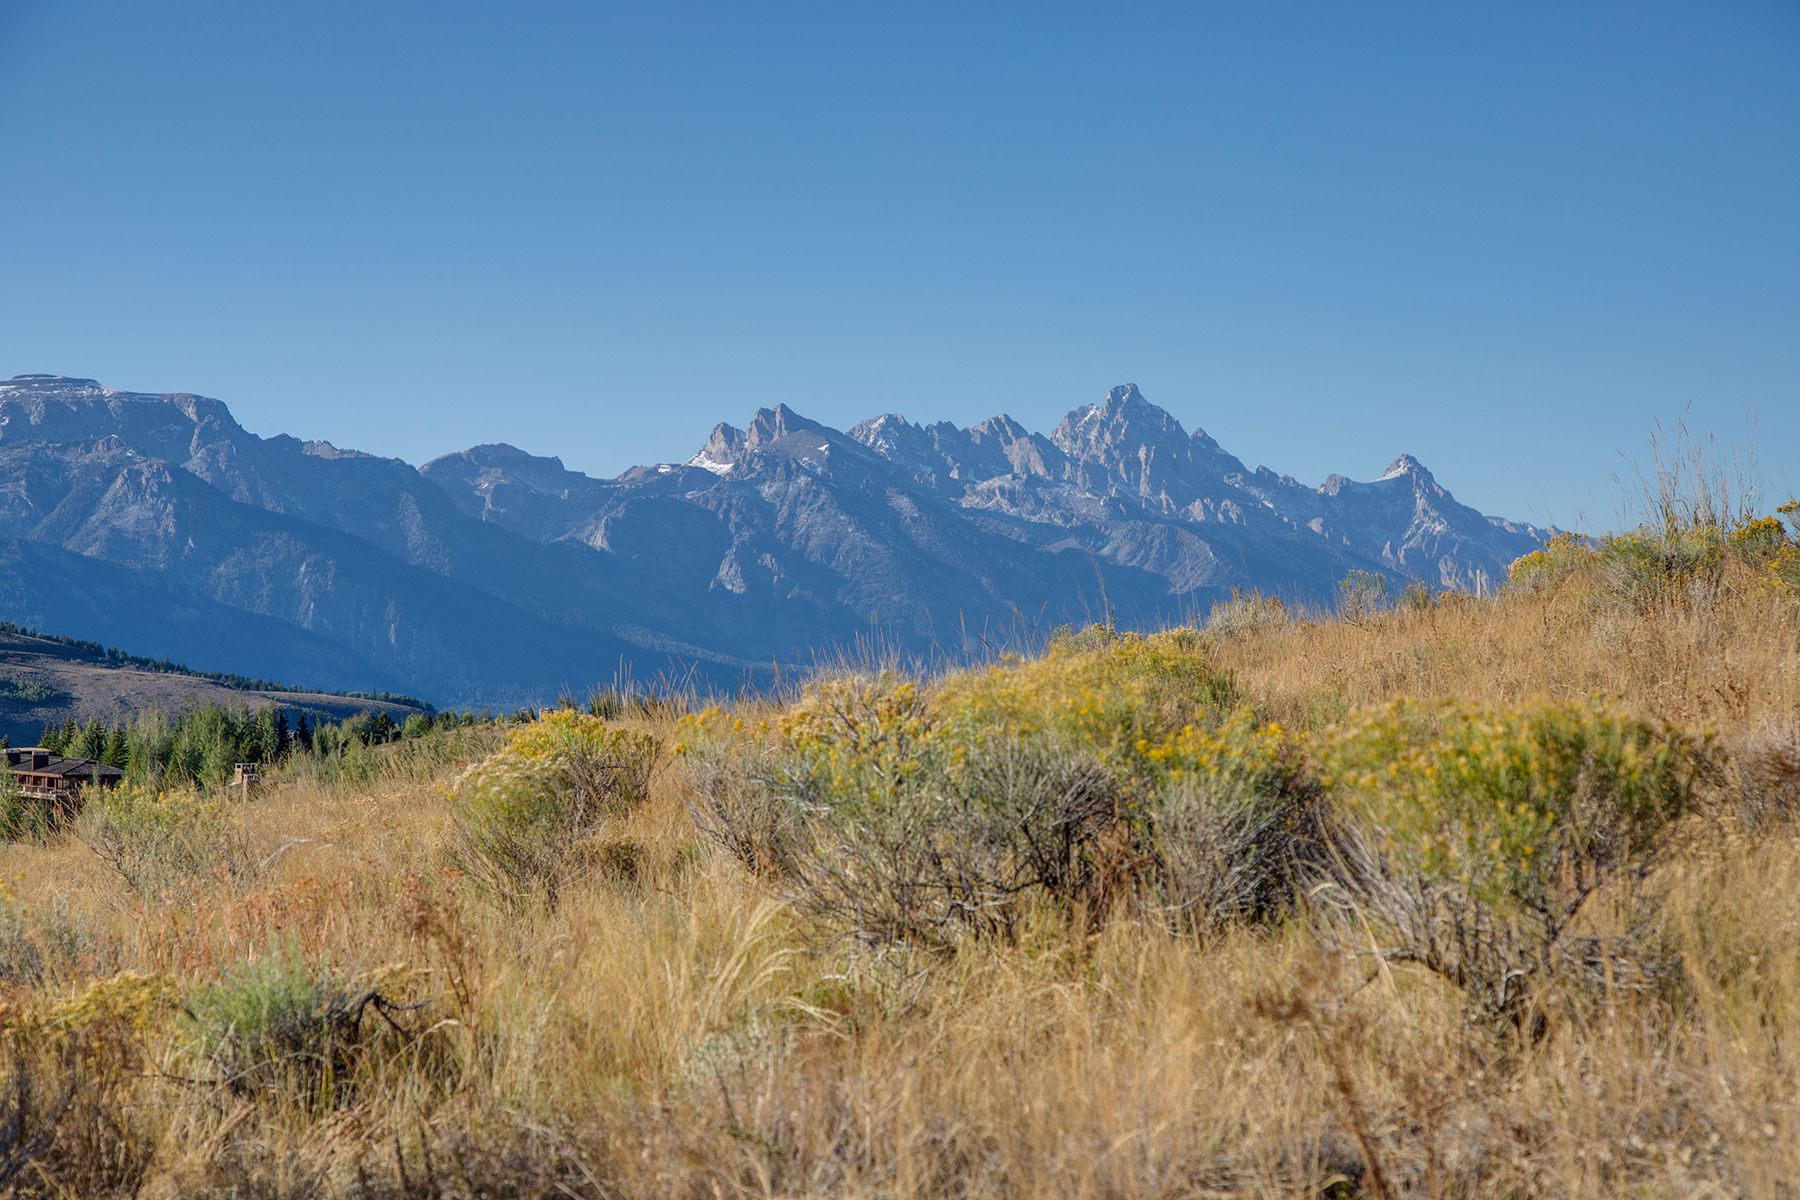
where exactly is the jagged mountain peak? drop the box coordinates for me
[680,405,837,478]
[1105,383,1181,427]
[741,402,831,451]
[1319,455,1442,496]
[970,413,1028,439]
[1096,382,1181,427]
[848,412,931,463]
[1380,453,1436,484]
[854,412,914,433]
[847,412,916,447]
[1103,382,1150,408]
[686,422,746,476]
[1191,426,1226,451]
[1052,383,1188,456]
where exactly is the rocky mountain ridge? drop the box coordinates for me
[0,374,1553,703]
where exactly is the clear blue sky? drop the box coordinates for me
[2,1,1795,530]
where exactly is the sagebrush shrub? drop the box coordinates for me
[1598,526,1731,613]
[684,640,1318,947]
[187,952,350,1102]
[1205,591,1289,640]
[449,710,661,907]
[797,736,1122,946]
[1135,713,1326,933]
[75,785,248,903]
[1337,570,1389,623]
[683,735,806,878]
[1399,581,1437,614]
[688,672,1125,946]
[184,952,444,1109]
[1316,700,1718,1023]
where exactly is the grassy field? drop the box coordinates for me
[1,502,1798,1198]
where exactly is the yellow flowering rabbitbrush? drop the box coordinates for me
[1507,531,1591,587]
[449,709,663,906]
[1317,698,1717,915]
[934,626,1240,772]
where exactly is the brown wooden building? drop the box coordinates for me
[5,747,124,816]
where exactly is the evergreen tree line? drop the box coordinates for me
[19,704,493,788]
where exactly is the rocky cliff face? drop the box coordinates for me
[0,373,1553,703]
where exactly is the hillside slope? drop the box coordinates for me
[0,626,429,745]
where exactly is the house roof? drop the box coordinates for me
[7,751,124,780]
[43,757,124,779]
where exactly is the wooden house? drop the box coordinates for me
[5,747,125,817]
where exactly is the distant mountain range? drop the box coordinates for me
[0,374,1553,705]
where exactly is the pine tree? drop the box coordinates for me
[251,707,279,765]
[101,726,129,769]
[294,711,313,753]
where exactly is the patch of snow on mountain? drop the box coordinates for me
[685,452,735,476]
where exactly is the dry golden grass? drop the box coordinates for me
[0,562,1796,1198]
[1208,569,1800,733]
